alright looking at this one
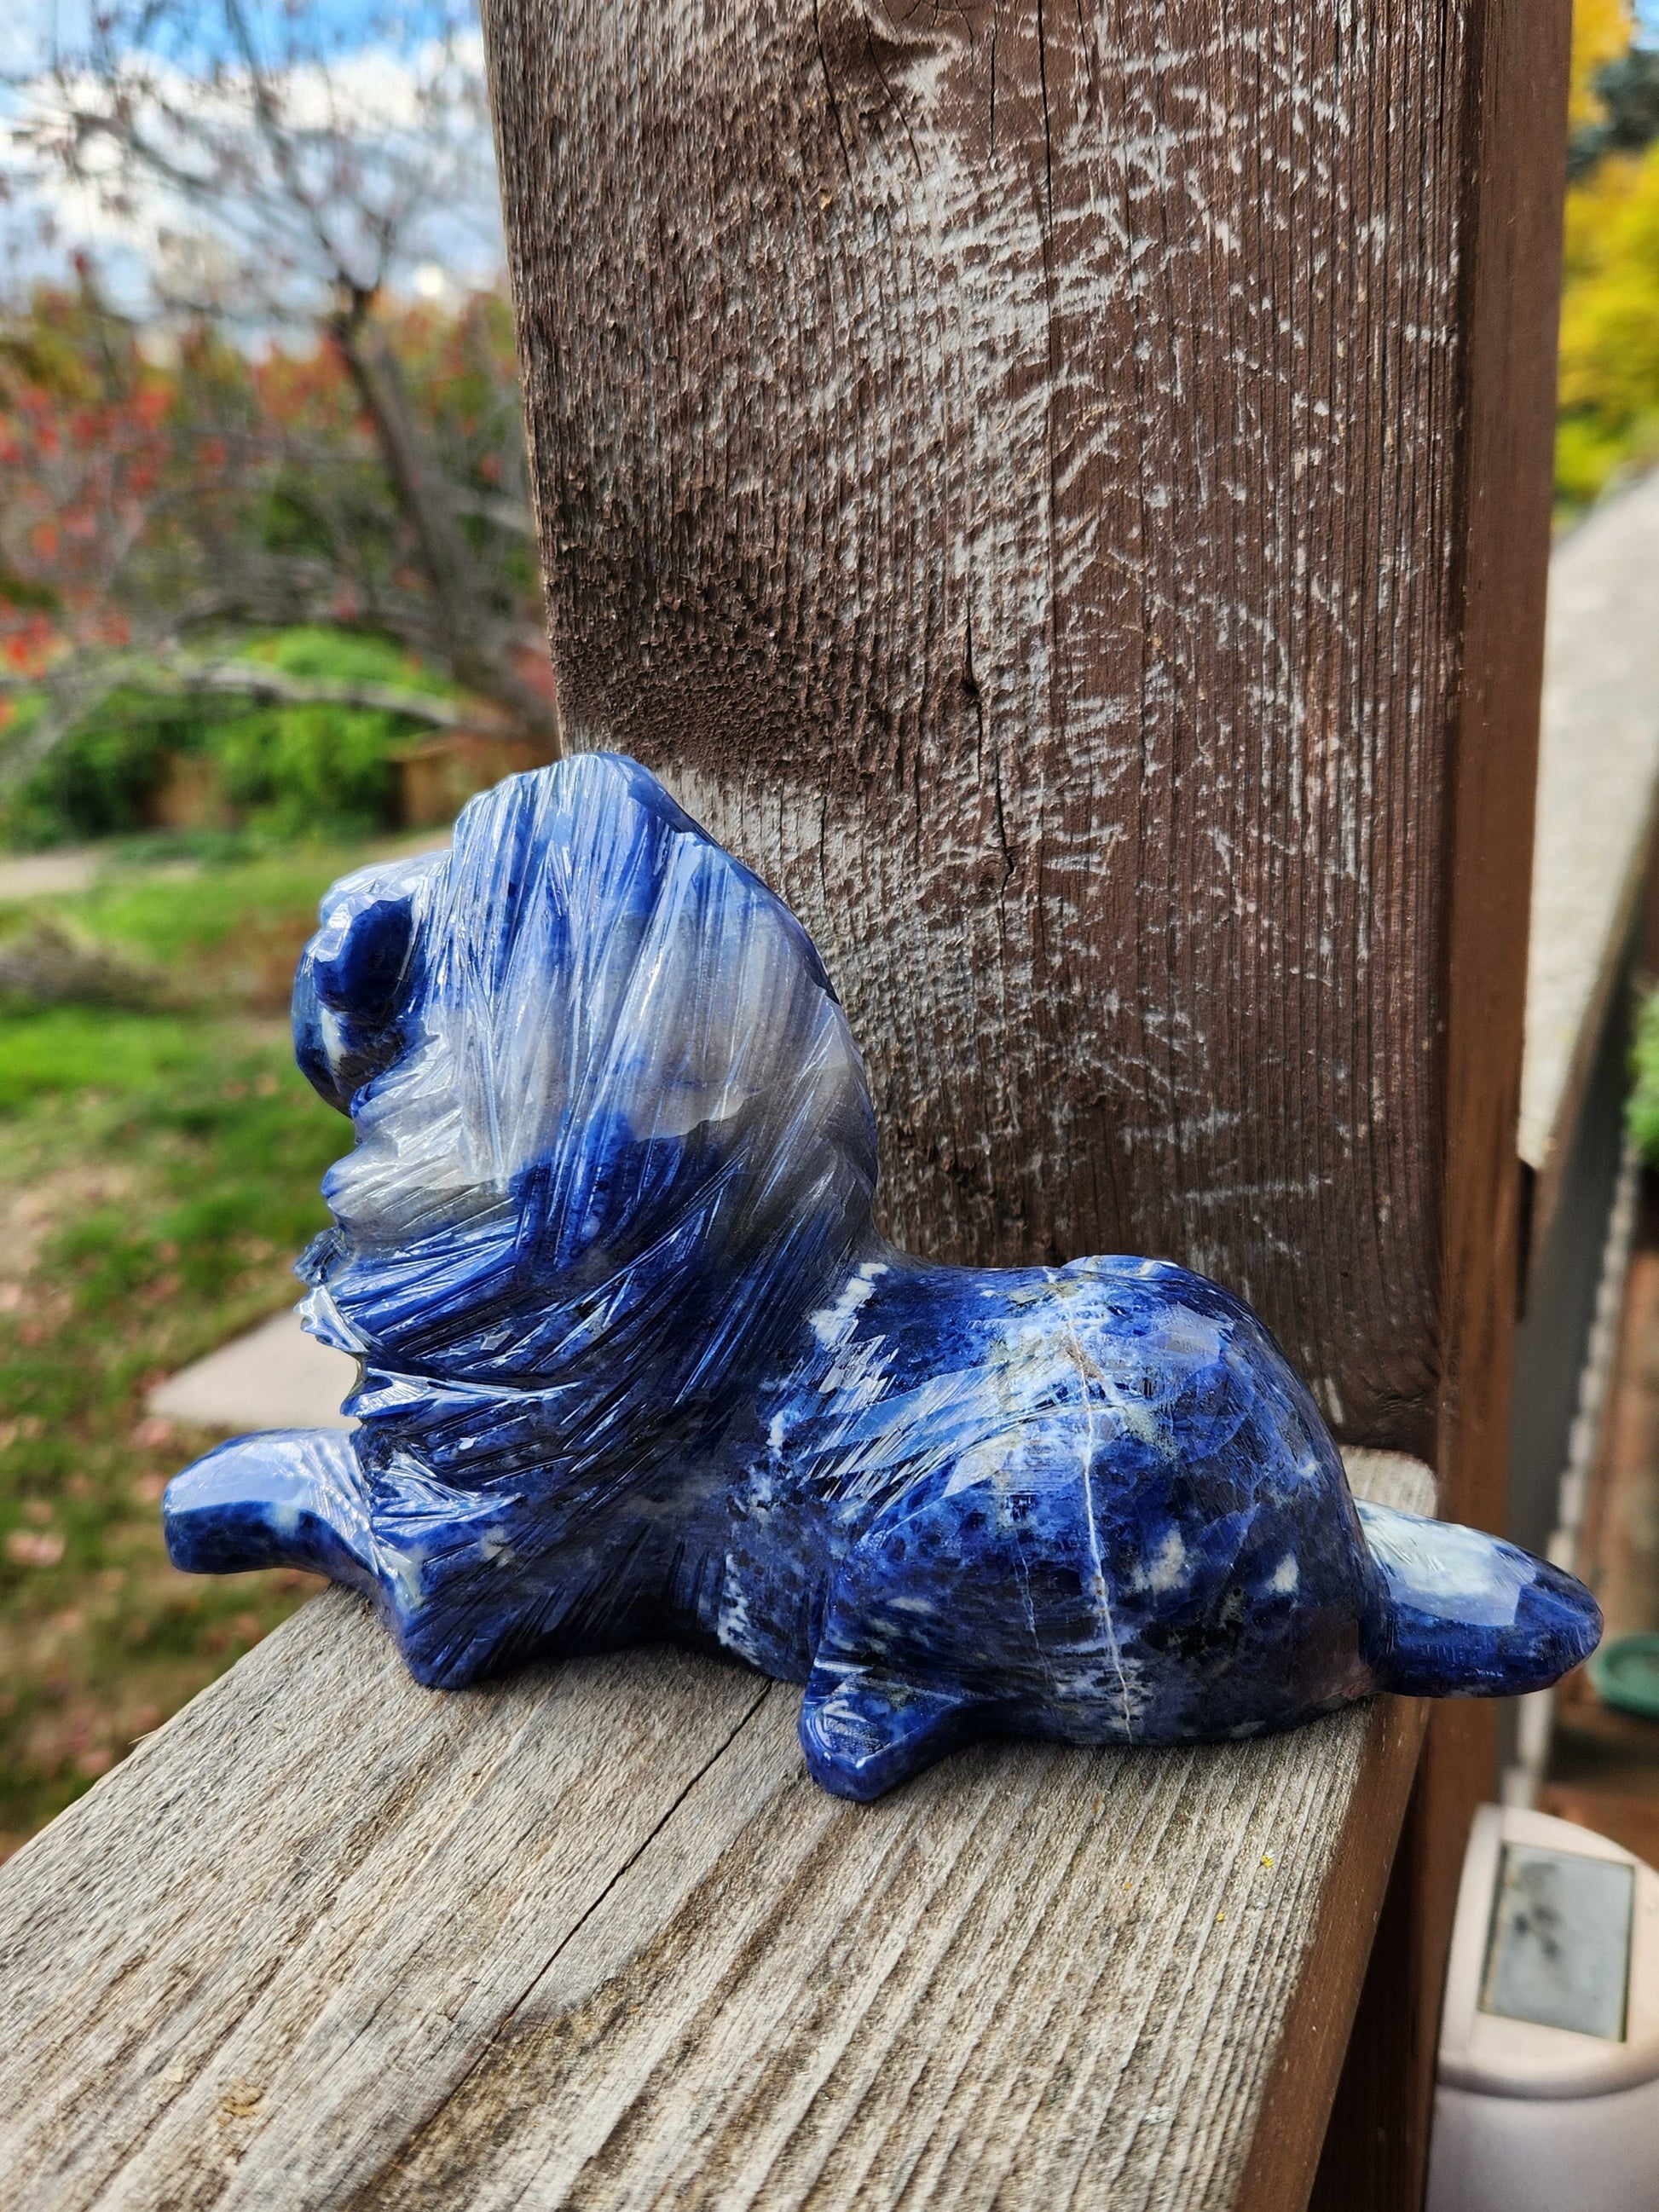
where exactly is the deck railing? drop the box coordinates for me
[0,4,1614,2205]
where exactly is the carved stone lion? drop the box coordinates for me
[165,754,1599,1798]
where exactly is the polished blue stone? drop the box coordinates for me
[165,753,1602,1799]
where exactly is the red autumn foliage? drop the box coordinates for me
[0,269,554,775]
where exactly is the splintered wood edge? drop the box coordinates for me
[0,1449,1432,2212]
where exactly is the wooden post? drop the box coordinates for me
[1310,2,1572,2197]
[482,3,1569,2202]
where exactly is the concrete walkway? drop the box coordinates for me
[147,1309,357,1432]
[0,828,449,910]
[0,849,102,900]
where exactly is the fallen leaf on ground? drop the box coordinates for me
[6,1531,64,1567]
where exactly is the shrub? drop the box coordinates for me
[1,690,197,849]
[2,626,450,849]
[204,628,448,840]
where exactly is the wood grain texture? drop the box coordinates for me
[0,1454,1428,2212]
[1311,0,1570,2198]
[480,0,1535,1465]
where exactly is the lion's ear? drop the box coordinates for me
[294,855,443,1113]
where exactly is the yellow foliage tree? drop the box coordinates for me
[1559,147,1659,505]
[1558,0,1659,508]
[1573,0,1636,129]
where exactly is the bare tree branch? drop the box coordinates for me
[0,657,478,722]
[6,0,563,776]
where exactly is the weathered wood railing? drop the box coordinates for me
[487,7,1569,2205]
[0,3,1578,2205]
[0,1453,1429,2210]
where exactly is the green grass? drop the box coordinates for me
[0,1010,205,1111]
[22,846,383,1011]
[0,839,400,1851]
[1632,991,1659,1169]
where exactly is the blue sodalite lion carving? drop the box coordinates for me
[164,754,1600,1799]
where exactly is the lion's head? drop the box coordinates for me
[292,754,879,1412]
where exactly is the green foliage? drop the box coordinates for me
[2,269,543,850]
[1558,138,1659,511]
[1630,990,1659,1166]
[1571,46,1659,176]
[205,629,441,842]
[3,691,201,852]
[1572,0,1639,135]
[1557,3,1659,511]
[3,625,452,852]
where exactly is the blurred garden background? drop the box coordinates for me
[0,0,556,1852]
[3,0,1659,1856]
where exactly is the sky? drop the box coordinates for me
[7,0,1659,312]
[1,0,503,313]
[2,0,448,78]
[0,0,88,80]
